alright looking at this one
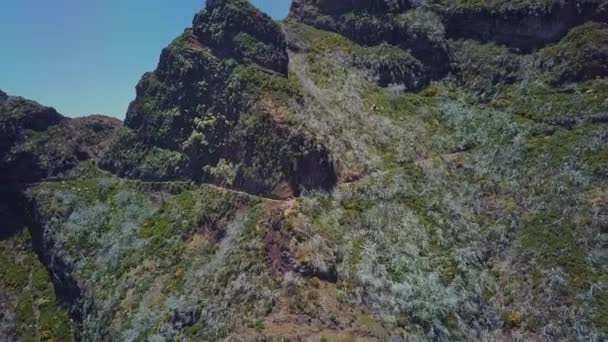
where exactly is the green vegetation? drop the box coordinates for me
[242,205,262,239]
[26,168,266,340]
[286,20,427,89]
[284,20,357,54]
[169,30,198,51]
[526,127,582,163]
[494,79,608,121]
[596,290,608,333]
[233,64,303,106]
[522,210,592,289]
[585,146,608,175]
[285,18,608,337]
[540,22,608,84]
[0,230,73,342]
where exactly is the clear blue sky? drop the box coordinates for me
[0,0,290,118]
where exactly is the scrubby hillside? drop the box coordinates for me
[0,92,120,341]
[1,0,607,340]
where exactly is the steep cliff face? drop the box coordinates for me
[0,91,120,245]
[290,0,450,89]
[102,0,335,197]
[439,0,608,51]
[289,0,608,92]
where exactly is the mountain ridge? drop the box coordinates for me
[1,0,608,340]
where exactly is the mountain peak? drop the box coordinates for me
[105,1,335,197]
[193,0,288,74]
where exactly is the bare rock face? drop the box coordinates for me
[103,0,336,197]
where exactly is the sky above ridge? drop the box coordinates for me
[0,0,290,118]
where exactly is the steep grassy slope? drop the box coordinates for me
[1,0,608,340]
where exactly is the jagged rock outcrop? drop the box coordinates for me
[0,91,120,239]
[440,0,608,51]
[289,0,608,91]
[292,0,608,51]
[0,93,63,183]
[303,0,412,15]
[194,0,289,74]
[0,93,120,184]
[103,0,336,197]
[0,91,63,129]
[289,0,450,89]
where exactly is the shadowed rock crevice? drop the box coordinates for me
[25,198,85,327]
[0,186,27,240]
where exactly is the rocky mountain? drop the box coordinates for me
[100,0,335,198]
[1,0,608,340]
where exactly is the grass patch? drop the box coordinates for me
[493,80,608,122]
[0,230,73,341]
[232,64,303,107]
[521,210,593,289]
[584,146,608,175]
[595,290,608,333]
[526,127,582,163]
